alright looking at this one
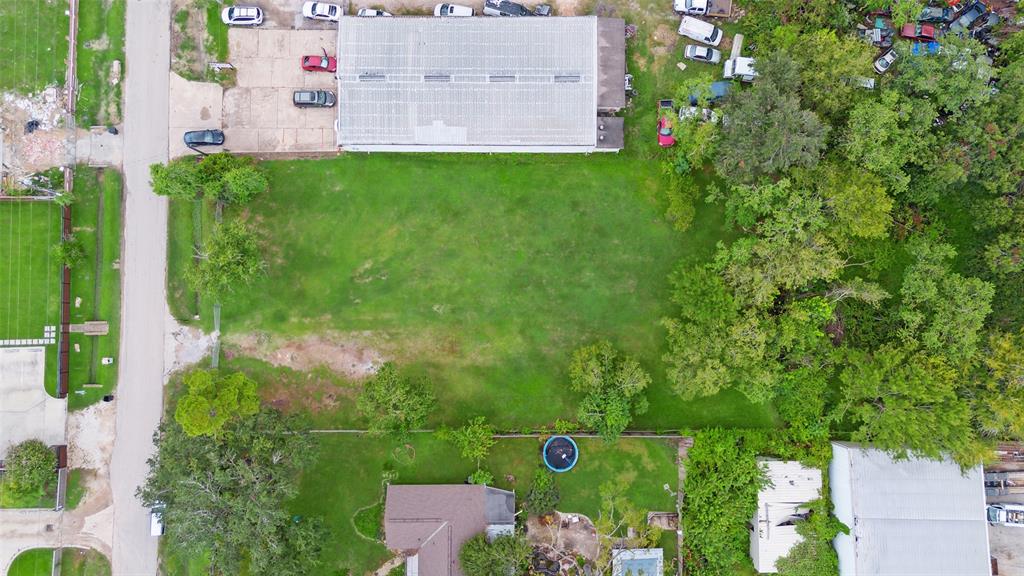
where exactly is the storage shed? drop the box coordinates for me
[334,16,626,152]
[749,459,822,573]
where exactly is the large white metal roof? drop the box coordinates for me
[335,16,601,151]
[829,442,991,576]
[750,460,823,573]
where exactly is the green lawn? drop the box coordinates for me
[64,469,86,510]
[0,473,57,509]
[76,0,126,126]
[0,0,69,93]
[58,548,111,576]
[207,154,772,430]
[205,1,229,61]
[67,168,123,409]
[7,549,53,576]
[0,200,62,395]
[286,434,679,576]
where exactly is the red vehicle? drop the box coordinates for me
[900,22,937,41]
[301,53,337,73]
[657,99,676,148]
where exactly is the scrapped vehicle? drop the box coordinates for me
[302,1,342,21]
[293,89,337,108]
[357,7,392,16]
[684,44,722,64]
[678,16,722,46]
[301,53,337,73]
[220,5,264,25]
[987,504,1024,527]
[183,129,225,147]
[483,0,533,16]
[900,23,937,41]
[723,56,757,81]
[950,1,987,34]
[910,41,941,56]
[434,3,474,16]
[673,0,708,15]
[857,26,894,48]
[657,100,676,148]
[688,80,731,106]
[918,6,952,22]
[679,106,719,123]
[874,49,898,74]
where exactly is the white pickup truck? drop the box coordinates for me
[673,0,708,14]
[723,56,757,82]
[987,504,1024,527]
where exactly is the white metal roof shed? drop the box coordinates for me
[335,16,621,152]
[829,442,991,576]
[749,459,823,573]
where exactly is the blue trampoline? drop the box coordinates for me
[543,436,579,472]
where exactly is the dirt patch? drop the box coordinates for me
[0,88,73,190]
[171,0,214,81]
[164,313,216,377]
[526,511,600,563]
[228,331,385,380]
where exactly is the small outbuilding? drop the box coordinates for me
[749,459,823,573]
[829,441,991,576]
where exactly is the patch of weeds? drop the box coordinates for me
[352,501,384,541]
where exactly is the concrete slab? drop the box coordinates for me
[0,347,67,458]
[257,29,291,58]
[235,58,275,88]
[229,29,260,58]
[222,89,253,128]
[271,57,305,87]
[221,128,260,151]
[167,73,224,158]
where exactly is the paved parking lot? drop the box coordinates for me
[222,28,338,154]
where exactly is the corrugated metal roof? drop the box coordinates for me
[750,460,823,573]
[335,17,600,149]
[830,442,991,576]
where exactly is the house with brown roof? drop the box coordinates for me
[384,484,517,576]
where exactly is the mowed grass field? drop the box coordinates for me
[67,168,122,408]
[7,549,52,576]
[0,0,69,93]
[215,154,772,429]
[76,0,127,126]
[0,201,61,341]
[293,435,679,576]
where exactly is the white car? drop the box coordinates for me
[874,49,898,74]
[673,0,708,14]
[434,3,474,16]
[221,5,264,25]
[357,7,392,16]
[683,44,721,64]
[150,505,165,536]
[679,106,719,123]
[677,16,722,47]
[302,1,342,21]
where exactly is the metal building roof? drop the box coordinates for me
[335,17,603,151]
[750,460,823,573]
[830,442,991,576]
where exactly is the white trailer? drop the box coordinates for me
[987,503,1024,527]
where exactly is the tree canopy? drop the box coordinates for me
[174,370,260,437]
[3,440,55,495]
[568,340,650,441]
[186,220,265,299]
[357,362,436,439]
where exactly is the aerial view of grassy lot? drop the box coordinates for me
[76,0,127,126]
[67,168,123,408]
[0,0,69,93]
[213,154,772,430]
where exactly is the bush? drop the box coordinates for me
[352,502,384,541]
[524,468,559,516]
[459,533,531,576]
[3,440,55,494]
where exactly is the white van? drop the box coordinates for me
[678,16,722,47]
[673,0,708,14]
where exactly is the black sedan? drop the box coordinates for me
[183,129,225,146]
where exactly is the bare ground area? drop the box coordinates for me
[0,88,73,190]
[526,511,600,564]
[63,401,117,557]
[227,331,385,380]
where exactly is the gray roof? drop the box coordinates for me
[335,17,622,152]
[829,442,991,576]
[384,484,516,576]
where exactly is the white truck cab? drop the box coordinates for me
[673,0,708,14]
[723,56,758,82]
[677,16,722,46]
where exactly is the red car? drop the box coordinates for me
[900,23,937,41]
[301,54,337,73]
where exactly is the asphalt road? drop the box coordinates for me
[109,0,171,574]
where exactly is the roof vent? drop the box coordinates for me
[424,74,451,83]
[359,73,385,82]
[488,75,515,83]
[554,75,581,83]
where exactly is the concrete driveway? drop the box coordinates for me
[222,28,338,154]
[0,346,66,457]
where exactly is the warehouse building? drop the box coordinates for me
[830,442,991,576]
[334,16,626,152]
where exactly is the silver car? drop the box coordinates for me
[683,44,722,64]
[302,1,342,21]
